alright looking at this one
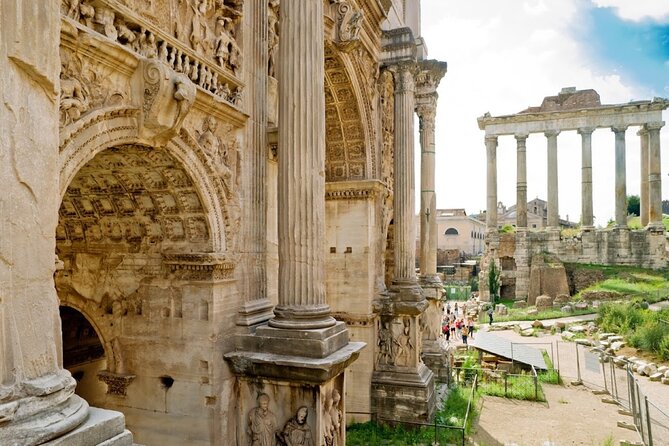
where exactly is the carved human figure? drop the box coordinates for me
[279,406,313,446]
[95,8,118,40]
[79,1,96,27]
[329,389,342,444]
[66,0,80,19]
[214,17,232,67]
[267,0,280,78]
[376,320,396,365]
[190,0,211,55]
[198,116,221,160]
[60,72,89,125]
[322,397,334,446]
[395,318,413,367]
[247,393,278,446]
[225,19,241,75]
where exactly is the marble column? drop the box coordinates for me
[545,130,560,228]
[269,0,335,329]
[647,121,665,227]
[418,102,437,279]
[485,136,498,231]
[237,0,274,326]
[612,126,628,228]
[515,134,528,228]
[639,127,650,227]
[392,63,421,291]
[578,127,595,228]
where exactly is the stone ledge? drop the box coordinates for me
[225,341,365,384]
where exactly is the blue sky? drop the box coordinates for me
[420,0,669,225]
[578,5,669,96]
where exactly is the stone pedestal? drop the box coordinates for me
[419,281,449,382]
[514,229,530,302]
[371,294,435,423]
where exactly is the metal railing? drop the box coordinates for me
[347,374,478,446]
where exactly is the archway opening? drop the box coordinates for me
[55,143,213,422]
[60,306,107,405]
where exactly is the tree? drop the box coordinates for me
[488,260,500,303]
[627,195,640,216]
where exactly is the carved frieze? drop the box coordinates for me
[268,0,280,78]
[162,252,235,280]
[376,315,418,369]
[195,116,241,201]
[60,0,244,106]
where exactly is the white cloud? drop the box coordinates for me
[420,0,669,225]
[591,0,669,22]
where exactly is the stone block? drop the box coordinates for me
[532,320,544,329]
[598,332,615,340]
[574,302,588,310]
[561,332,575,341]
[608,335,624,342]
[662,377,669,385]
[535,295,553,311]
[610,341,625,351]
[513,300,527,309]
[575,339,592,346]
[527,308,538,316]
[650,373,663,382]
[569,325,586,333]
[561,305,573,314]
[554,294,570,304]
[520,328,534,337]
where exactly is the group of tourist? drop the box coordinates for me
[442,301,475,346]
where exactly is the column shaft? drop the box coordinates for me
[545,130,560,228]
[419,107,437,276]
[612,126,628,227]
[271,0,334,328]
[238,0,273,325]
[485,136,498,231]
[639,128,650,226]
[648,122,665,226]
[578,128,594,228]
[393,65,418,282]
[515,134,528,228]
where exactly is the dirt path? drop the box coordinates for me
[471,383,640,445]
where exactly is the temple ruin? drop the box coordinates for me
[1,1,448,445]
[478,88,669,303]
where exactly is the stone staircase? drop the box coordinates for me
[43,407,135,446]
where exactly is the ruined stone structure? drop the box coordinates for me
[1,1,446,444]
[478,88,669,302]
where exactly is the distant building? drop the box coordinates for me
[435,209,486,255]
[497,198,575,229]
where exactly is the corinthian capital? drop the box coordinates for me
[391,62,417,93]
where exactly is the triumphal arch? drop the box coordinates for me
[478,88,669,303]
[1,0,447,444]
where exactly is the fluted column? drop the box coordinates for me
[545,130,560,228]
[647,121,665,227]
[418,102,437,277]
[639,127,650,227]
[237,0,273,326]
[515,134,528,228]
[392,63,419,285]
[485,136,498,231]
[270,0,335,329]
[612,126,628,228]
[578,127,595,228]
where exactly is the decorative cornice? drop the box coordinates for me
[325,179,386,201]
[97,371,135,397]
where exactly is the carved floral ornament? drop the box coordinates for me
[329,0,364,52]
[60,0,244,111]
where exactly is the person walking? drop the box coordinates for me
[454,302,459,318]
[468,318,475,340]
[450,317,456,340]
[462,324,469,346]
[443,321,450,342]
[487,306,494,325]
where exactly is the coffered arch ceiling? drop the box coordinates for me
[57,145,212,254]
[324,46,370,182]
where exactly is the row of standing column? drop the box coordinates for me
[485,122,665,231]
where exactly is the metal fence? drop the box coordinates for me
[557,340,669,446]
[446,365,543,401]
[347,374,477,446]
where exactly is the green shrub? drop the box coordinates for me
[658,336,669,361]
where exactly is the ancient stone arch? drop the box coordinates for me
[58,106,228,252]
[324,44,376,182]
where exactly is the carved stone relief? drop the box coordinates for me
[60,0,243,105]
[59,48,127,127]
[268,0,280,78]
[376,315,416,368]
[329,0,363,52]
[195,116,241,202]
[322,388,342,446]
[246,393,279,446]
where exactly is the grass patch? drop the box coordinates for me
[538,351,561,384]
[347,384,478,445]
[494,307,596,323]
[597,302,669,360]
[477,373,545,401]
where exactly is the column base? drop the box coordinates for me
[371,362,435,423]
[251,321,350,358]
[236,298,275,327]
[419,274,442,287]
[581,225,595,232]
[422,339,453,384]
[269,304,337,329]
[646,222,665,233]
